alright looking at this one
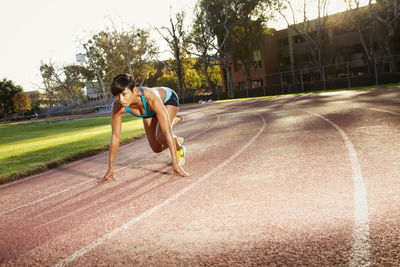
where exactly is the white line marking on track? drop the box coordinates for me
[367,107,400,116]
[305,111,370,267]
[0,179,94,216]
[54,114,266,267]
[0,116,221,216]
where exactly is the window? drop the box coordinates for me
[334,27,352,35]
[253,50,262,69]
[352,44,362,53]
[279,38,289,47]
[293,35,306,44]
[233,59,243,72]
[252,80,263,88]
[280,56,291,66]
[253,60,262,69]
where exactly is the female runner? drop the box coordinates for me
[102,74,190,182]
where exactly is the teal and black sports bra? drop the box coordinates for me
[125,87,173,118]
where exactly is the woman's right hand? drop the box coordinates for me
[100,169,116,182]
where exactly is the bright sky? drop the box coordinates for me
[1,0,371,92]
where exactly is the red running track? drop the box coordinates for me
[0,88,399,266]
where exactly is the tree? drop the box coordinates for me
[226,0,276,93]
[278,0,333,77]
[228,23,267,93]
[184,62,203,91]
[155,73,178,89]
[40,61,89,107]
[206,62,223,89]
[13,91,31,115]
[0,78,23,118]
[196,0,237,97]
[156,10,188,99]
[344,0,382,72]
[155,56,221,99]
[27,91,45,113]
[83,26,159,92]
[188,3,219,95]
[368,0,400,72]
[195,0,277,97]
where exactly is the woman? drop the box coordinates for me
[102,74,190,182]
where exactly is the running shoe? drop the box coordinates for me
[177,136,184,147]
[177,145,185,166]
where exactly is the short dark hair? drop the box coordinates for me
[110,74,135,96]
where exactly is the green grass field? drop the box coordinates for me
[0,114,145,184]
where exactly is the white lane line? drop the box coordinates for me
[0,115,217,190]
[0,179,93,216]
[305,111,370,267]
[54,114,266,267]
[0,116,220,216]
[367,107,400,116]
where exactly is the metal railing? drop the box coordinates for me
[38,55,400,116]
[182,54,400,102]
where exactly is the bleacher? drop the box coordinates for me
[39,95,115,118]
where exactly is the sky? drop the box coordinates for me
[0,0,371,92]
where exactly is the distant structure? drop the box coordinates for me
[85,82,102,100]
[222,7,400,94]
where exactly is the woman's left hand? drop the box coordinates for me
[173,164,191,177]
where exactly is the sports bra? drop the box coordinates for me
[125,87,172,118]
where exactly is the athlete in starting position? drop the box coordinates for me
[102,74,190,182]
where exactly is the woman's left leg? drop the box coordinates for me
[155,105,181,150]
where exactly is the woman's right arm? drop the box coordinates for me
[102,102,123,182]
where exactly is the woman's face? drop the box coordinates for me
[116,87,134,107]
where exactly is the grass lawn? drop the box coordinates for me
[0,114,145,184]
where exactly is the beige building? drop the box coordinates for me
[223,9,400,95]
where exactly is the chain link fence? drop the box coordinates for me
[182,54,400,102]
[37,55,400,117]
[263,55,400,96]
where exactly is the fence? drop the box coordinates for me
[182,54,400,102]
[36,55,400,117]
[38,95,114,118]
[262,55,400,97]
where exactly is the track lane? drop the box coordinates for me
[55,114,266,267]
[0,88,399,266]
[0,115,219,215]
[1,113,253,265]
[63,109,359,266]
[321,106,400,266]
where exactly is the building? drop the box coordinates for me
[85,82,102,99]
[222,7,400,95]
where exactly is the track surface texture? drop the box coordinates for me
[1,88,399,266]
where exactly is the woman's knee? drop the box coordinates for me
[150,144,163,153]
[155,132,166,146]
